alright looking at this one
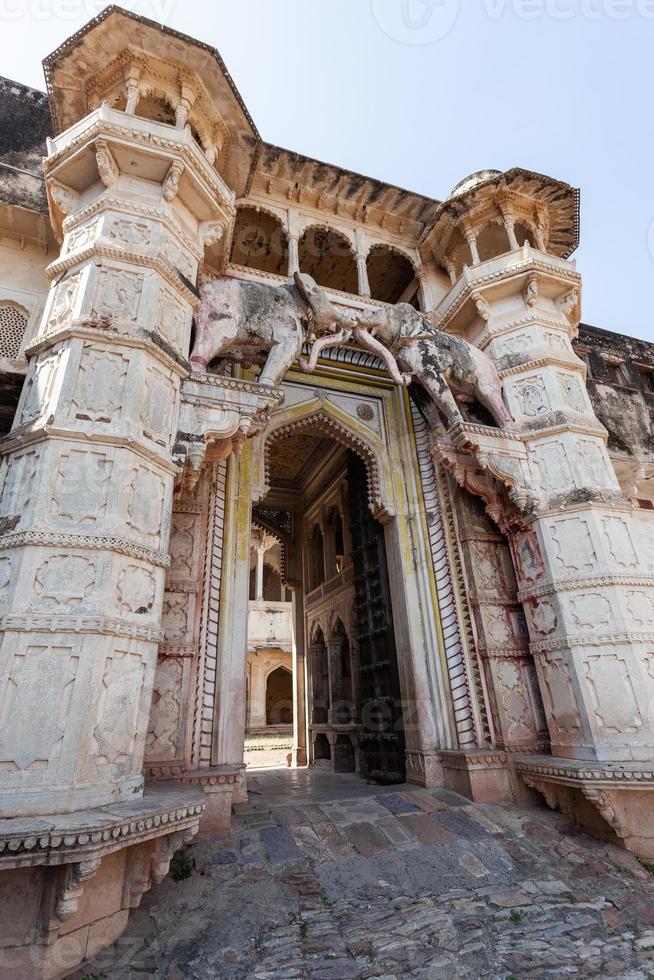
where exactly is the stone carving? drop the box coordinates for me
[94,650,147,767]
[140,365,175,447]
[483,606,512,646]
[627,590,654,624]
[516,377,549,417]
[0,449,40,521]
[550,518,596,571]
[95,140,119,189]
[169,513,197,580]
[147,658,183,761]
[52,449,112,524]
[540,654,581,734]
[0,645,78,770]
[191,272,322,385]
[534,441,574,493]
[162,593,190,641]
[523,273,538,308]
[66,218,99,253]
[71,346,129,424]
[49,271,82,328]
[495,661,535,741]
[570,593,612,628]
[110,219,151,246]
[34,555,96,605]
[356,403,375,421]
[558,373,586,413]
[298,277,513,428]
[585,654,642,733]
[499,331,532,357]
[513,531,544,582]
[578,440,610,487]
[602,516,638,568]
[531,600,558,636]
[126,465,165,544]
[163,160,184,202]
[157,287,189,350]
[117,565,157,614]
[92,269,143,322]
[19,350,62,424]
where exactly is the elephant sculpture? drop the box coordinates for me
[300,297,513,429]
[190,272,341,386]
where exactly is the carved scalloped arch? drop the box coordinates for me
[252,398,396,524]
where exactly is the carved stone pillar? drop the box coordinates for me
[433,238,654,853]
[355,229,371,297]
[0,104,236,816]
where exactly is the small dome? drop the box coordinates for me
[449,169,502,200]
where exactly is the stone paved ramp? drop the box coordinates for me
[71,772,654,979]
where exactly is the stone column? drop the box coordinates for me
[436,244,654,852]
[249,655,267,729]
[255,540,265,601]
[355,229,370,297]
[463,226,480,266]
[288,235,300,277]
[0,110,231,818]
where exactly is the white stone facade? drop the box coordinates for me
[0,8,653,976]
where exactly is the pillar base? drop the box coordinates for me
[0,783,204,980]
[439,749,513,803]
[405,750,444,788]
[516,755,654,860]
[180,765,247,835]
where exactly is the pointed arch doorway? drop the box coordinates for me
[249,407,406,784]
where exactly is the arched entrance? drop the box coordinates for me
[252,403,406,783]
[266,666,293,725]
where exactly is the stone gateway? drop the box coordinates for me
[0,7,653,978]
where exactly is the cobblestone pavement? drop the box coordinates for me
[73,770,654,979]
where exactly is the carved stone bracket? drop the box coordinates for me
[516,755,654,857]
[176,374,284,491]
[432,420,536,532]
[55,856,102,922]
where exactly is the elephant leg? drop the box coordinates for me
[419,373,464,428]
[259,340,298,386]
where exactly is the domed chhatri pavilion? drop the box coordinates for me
[0,7,654,976]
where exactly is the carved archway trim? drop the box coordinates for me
[252,397,396,524]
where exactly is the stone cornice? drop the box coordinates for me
[516,755,654,787]
[0,784,204,869]
[0,425,180,477]
[531,629,654,654]
[499,356,584,379]
[25,321,191,378]
[0,530,171,568]
[46,110,235,211]
[46,244,201,308]
[518,573,654,602]
[0,613,164,643]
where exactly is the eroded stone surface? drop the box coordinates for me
[71,772,654,979]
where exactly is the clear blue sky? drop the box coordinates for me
[2,0,653,341]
